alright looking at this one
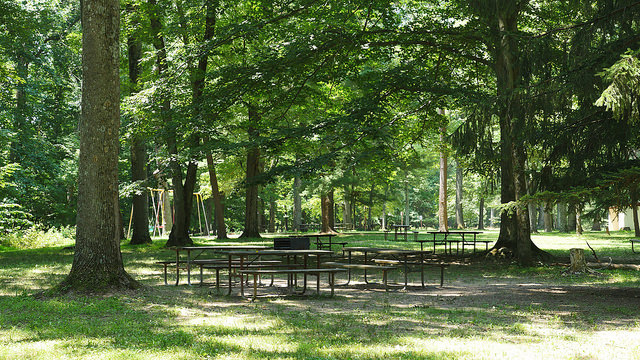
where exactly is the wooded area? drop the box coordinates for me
[2,0,640,291]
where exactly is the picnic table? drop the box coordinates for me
[289,233,346,251]
[422,231,488,255]
[391,225,411,241]
[341,246,436,288]
[225,249,335,297]
[164,245,270,285]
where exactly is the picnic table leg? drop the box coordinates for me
[227,254,232,295]
[175,251,180,286]
[187,250,192,285]
[330,272,335,296]
[420,252,425,288]
[216,268,220,293]
[239,256,245,297]
[252,273,258,300]
[383,269,388,292]
[162,263,168,285]
[344,251,352,285]
[403,255,408,289]
[364,252,369,284]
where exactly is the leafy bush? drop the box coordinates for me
[0,225,75,249]
[0,202,33,234]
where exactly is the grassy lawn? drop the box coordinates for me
[1,230,639,359]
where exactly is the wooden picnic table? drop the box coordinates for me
[423,231,487,255]
[341,246,433,288]
[167,245,270,285]
[391,225,411,241]
[289,233,346,251]
[225,249,334,296]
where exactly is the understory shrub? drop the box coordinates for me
[0,225,75,249]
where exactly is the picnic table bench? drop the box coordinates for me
[322,261,396,291]
[239,268,346,299]
[631,239,640,253]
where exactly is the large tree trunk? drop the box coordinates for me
[487,2,545,264]
[438,124,448,232]
[293,175,302,231]
[205,151,227,239]
[128,12,151,245]
[568,203,577,232]
[544,201,553,232]
[240,105,261,238]
[557,202,567,232]
[455,161,464,229]
[57,0,138,292]
[321,192,336,234]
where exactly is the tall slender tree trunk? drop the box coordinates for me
[438,123,448,232]
[328,190,335,230]
[455,162,464,229]
[568,203,577,232]
[149,0,195,247]
[478,197,485,230]
[240,105,261,238]
[557,202,567,232]
[205,151,227,239]
[538,205,545,230]
[128,9,151,245]
[269,199,276,233]
[544,201,553,232]
[381,185,388,231]
[576,203,584,235]
[367,183,374,230]
[404,174,410,228]
[293,175,302,231]
[57,0,138,292]
[343,186,352,230]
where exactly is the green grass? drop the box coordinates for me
[1,230,639,359]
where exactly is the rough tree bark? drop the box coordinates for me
[128,7,151,245]
[57,0,138,292]
[455,161,464,229]
[438,123,448,232]
[321,192,336,234]
[205,152,227,239]
[485,1,547,264]
[293,175,302,231]
[544,201,553,232]
[239,105,261,238]
[477,197,485,230]
[557,202,567,232]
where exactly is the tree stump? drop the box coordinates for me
[568,248,588,273]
